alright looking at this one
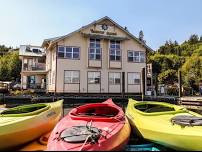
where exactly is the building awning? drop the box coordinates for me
[81,32,130,41]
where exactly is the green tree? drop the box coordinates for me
[157,40,179,55]
[0,45,11,56]
[158,69,178,85]
[0,51,21,81]
[181,55,202,92]
[188,34,199,44]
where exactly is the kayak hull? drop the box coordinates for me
[0,100,63,150]
[126,98,202,151]
[47,99,131,151]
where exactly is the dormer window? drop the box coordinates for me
[32,49,40,53]
[25,46,32,52]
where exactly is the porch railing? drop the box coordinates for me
[23,63,46,71]
[26,83,46,90]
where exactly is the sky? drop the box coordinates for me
[0,0,202,50]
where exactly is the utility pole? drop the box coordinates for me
[178,49,182,97]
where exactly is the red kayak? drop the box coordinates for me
[47,98,131,151]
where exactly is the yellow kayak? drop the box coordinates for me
[126,98,202,151]
[0,100,63,150]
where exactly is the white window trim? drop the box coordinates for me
[64,71,80,84]
[109,72,121,85]
[128,51,145,63]
[88,72,101,84]
[128,73,141,85]
[89,48,101,60]
[110,40,121,61]
[110,49,121,61]
[89,39,101,60]
[58,46,80,59]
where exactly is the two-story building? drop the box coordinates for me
[19,45,47,92]
[41,16,153,94]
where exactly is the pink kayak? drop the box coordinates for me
[47,98,131,151]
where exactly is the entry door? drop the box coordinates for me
[27,76,35,88]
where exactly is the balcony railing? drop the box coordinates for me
[27,83,46,90]
[23,63,46,71]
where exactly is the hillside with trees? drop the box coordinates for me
[0,46,21,82]
[148,34,202,95]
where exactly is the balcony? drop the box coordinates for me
[23,63,46,71]
[27,83,46,90]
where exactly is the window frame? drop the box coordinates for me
[57,46,80,60]
[109,72,121,85]
[109,40,121,61]
[64,70,80,84]
[89,39,102,60]
[127,51,145,63]
[87,71,101,84]
[127,72,141,85]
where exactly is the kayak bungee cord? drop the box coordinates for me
[56,118,124,151]
[56,120,102,151]
[79,134,92,151]
[171,115,202,127]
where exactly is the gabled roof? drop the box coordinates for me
[42,16,153,51]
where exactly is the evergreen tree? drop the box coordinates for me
[188,34,199,44]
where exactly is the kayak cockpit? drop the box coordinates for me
[133,102,187,116]
[0,104,50,116]
[135,104,175,113]
[69,103,124,121]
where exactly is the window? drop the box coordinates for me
[90,39,100,48]
[128,73,141,84]
[110,40,120,49]
[29,76,36,84]
[89,39,101,60]
[147,64,152,75]
[58,46,80,59]
[32,49,42,53]
[26,46,32,52]
[110,40,121,61]
[38,57,45,63]
[88,72,100,84]
[109,73,121,85]
[128,51,145,63]
[64,71,80,84]
[58,46,65,58]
